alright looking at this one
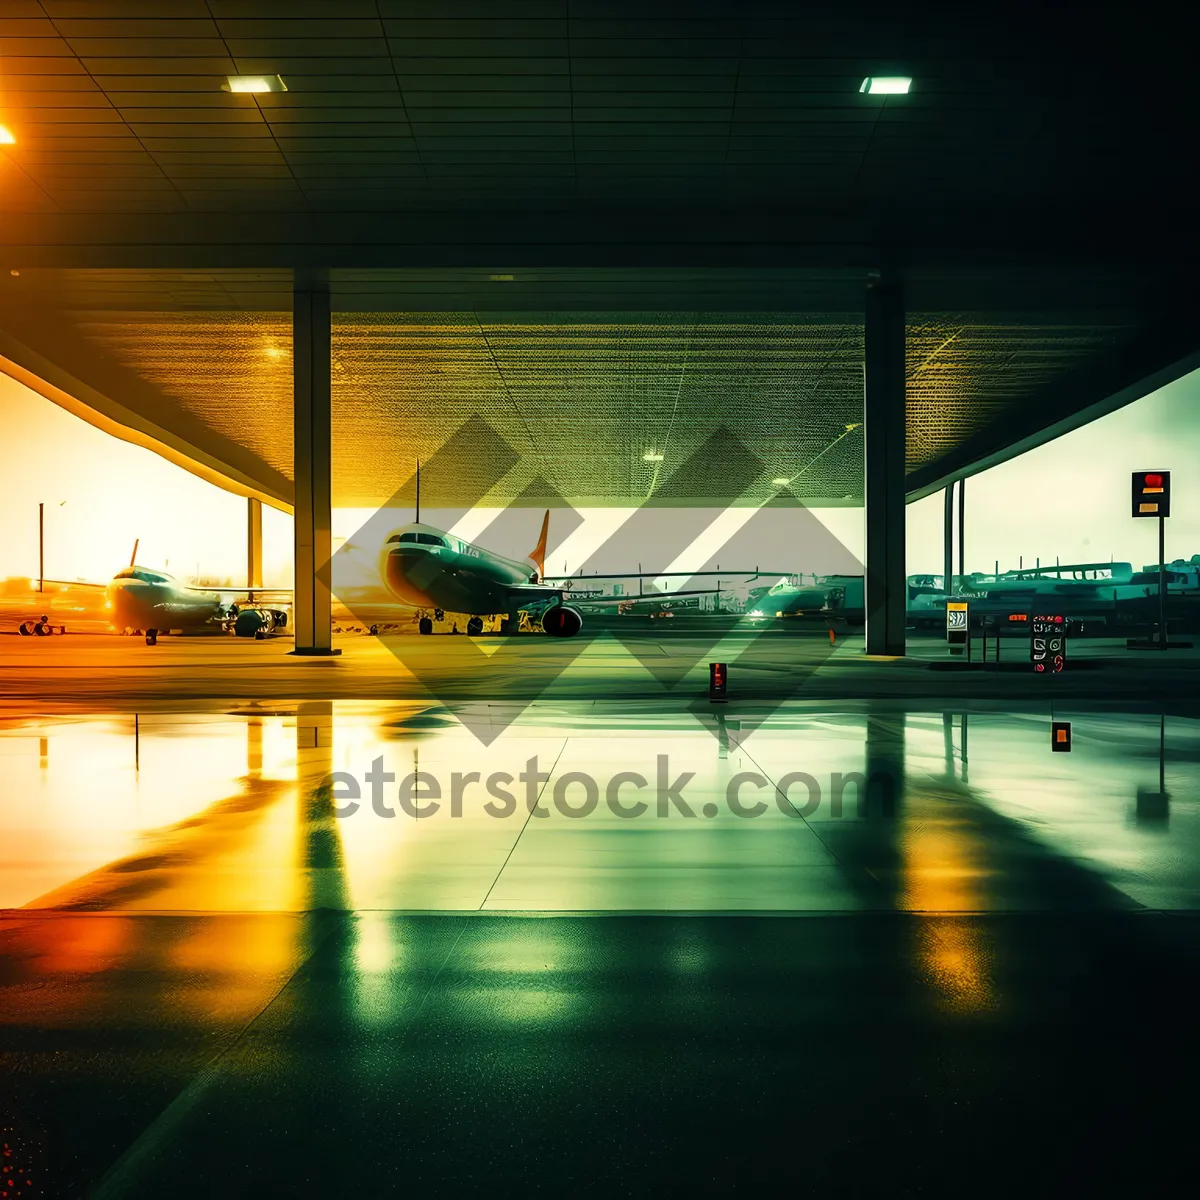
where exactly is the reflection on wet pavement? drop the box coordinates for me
[3,699,1200,1195]
[1,701,1197,914]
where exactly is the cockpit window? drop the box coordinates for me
[115,567,168,583]
[386,532,446,547]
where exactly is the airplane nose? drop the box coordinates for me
[383,546,438,601]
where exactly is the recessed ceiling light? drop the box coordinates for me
[0,125,15,145]
[224,75,287,94]
[859,77,911,95]
[642,451,664,462]
[772,478,791,487]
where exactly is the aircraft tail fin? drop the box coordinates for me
[529,509,550,582]
[129,538,139,568]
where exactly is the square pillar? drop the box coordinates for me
[247,496,263,591]
[292,281,339,655]
[864,271,906,656]
[943,482,954,594]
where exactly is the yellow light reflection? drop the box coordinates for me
[901,808,997,1017]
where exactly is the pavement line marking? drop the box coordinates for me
[478,738,569,910]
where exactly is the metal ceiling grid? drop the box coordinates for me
[904,316,1140,472]
[0,5,1180,219]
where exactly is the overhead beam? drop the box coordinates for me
[906,311,1200,501]
[0,301,293,511]
[1,209,1195,272]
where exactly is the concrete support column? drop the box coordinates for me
[943,483,954,594]
[292,281,339,655]
[957,474,966,582]
[864,271,906,656]
[247,496,263,591]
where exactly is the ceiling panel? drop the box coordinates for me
[2,267,1153,510]
[0,4,1189,221]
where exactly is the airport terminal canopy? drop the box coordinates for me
[0,3,1197,510]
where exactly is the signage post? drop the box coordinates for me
[1131,471,1171,649]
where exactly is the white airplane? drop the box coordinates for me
[376,491,788,637]
[106,541,290,645]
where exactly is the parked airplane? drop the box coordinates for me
[106,541,290,644]
[378,505,787,637]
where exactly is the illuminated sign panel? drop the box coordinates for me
[946,601,968,647]
[1031,614,1066,673]
[1051,721,1072,752]
[709,661,727,702]
[1131,470,1171,518]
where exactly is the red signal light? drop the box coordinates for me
[1144,473,1163,487]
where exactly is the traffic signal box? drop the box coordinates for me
[1132,471,1171,518]
[709,661,728,702]
[1051,721,1072,752]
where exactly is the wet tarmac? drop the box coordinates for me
[3,693,1200,1194]
[2,629,1199,707]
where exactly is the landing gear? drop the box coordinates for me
[419,617,433,635]
[145,628,158,645]
[466,616,484,636]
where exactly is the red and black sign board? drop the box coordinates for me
[1031,614,1066,673]
[1051,721,1072,752]
[709,661,728,702]
[1132,470,1171,518]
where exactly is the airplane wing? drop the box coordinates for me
[204,587,293,598]
[37,579,107,592]
[506,583,573,605]
[570,588,735,606]
[506,585,761,610]
[541,570,791,582]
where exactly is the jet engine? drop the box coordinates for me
[234,607,288,639]
[541,604,583,637]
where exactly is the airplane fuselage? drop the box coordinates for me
[105,567,226,633]
[380,524,538,615]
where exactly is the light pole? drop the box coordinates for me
[37,500,66,593]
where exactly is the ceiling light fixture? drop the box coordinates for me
[0,125,15,145]
[772,478,791,487]
[224,75,287,94]
[642,451,664,462]
[859,76,911,95]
